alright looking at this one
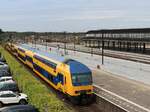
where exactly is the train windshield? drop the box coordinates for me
[72,72,92,86]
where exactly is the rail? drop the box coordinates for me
[94,84,150,112]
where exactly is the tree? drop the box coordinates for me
[0,29,4,42]
[0,29,3,34]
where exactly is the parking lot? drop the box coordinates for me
[0,52,39,111]
[0,46,71,112]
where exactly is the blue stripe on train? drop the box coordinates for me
[26,56,33,63]
[33,63,63,85]
[18,53,26,61]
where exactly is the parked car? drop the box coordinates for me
[0,105,38,112]
[0,70,11,78]
[0,76,14,83]
[0,55,6,63]
[0,62,8,68]
[0,82,20,93]
[0,62,10,76]
[0,91,28,107]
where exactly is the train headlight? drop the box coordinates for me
[75,91,80,94]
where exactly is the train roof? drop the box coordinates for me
[19,44,67,62]
[18,44,91,73]
[64,59,91,74]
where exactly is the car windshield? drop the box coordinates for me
[0,83,18,90]
[0,70,10,76]
[72,72,92,86]
[0,84,5,89]
[0,62,4,65]
[16,93,21,96]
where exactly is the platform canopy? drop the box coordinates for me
[87,28,150,34]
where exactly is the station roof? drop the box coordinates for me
[87,28,150,34]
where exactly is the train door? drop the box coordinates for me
[58,73,66,93]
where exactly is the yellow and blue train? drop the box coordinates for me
[6,43,94,104]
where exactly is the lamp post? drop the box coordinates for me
[64,32,67,55]
[45,36,48,51]
[34,34,37,49]
[32,36,33,48]
[74,34,76,53]
[102,31,104,65]
[91,46,93,56]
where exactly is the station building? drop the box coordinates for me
[81,28,150,53]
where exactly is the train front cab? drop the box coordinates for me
[31,54,94,104]
[62,59,94,104]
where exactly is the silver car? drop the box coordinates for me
[0,62,10,77]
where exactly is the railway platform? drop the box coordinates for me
[93,69,150,112]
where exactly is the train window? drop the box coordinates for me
[18,54,26,61]
[58,73,64,85]
[64,77,66,84]
[26,56,33,63]
[72,73,92,86]
[33,63,57,85]
[34,55,57,69]
[18,48,25,53]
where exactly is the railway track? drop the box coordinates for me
[26,62,150,112]
[46,43,150,64]
[72,104,102,112]
[104,50,150,64]
[8,44,150,112]
[7,50,103,112]
[26,66,103,112]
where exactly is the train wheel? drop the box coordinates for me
[70,97,80,105]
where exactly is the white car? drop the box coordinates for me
[0,76,14,83]
[0,91,28,107]
[0,62,8,69]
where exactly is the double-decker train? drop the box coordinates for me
[6,43,94,104]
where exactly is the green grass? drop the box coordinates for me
[0,46,72,112]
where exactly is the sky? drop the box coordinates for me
[0,0,150,32]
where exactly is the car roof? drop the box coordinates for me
[0,105,36,111]
[0,62,7,66]
[0,82,17,86]
[0,62,4,65]
[0,81,15,85]
[0,77,12,79]
[0,91,14,95]
[0,81,16,84]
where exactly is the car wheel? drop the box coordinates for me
[19,99,27,105]
[0,102,3,107]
